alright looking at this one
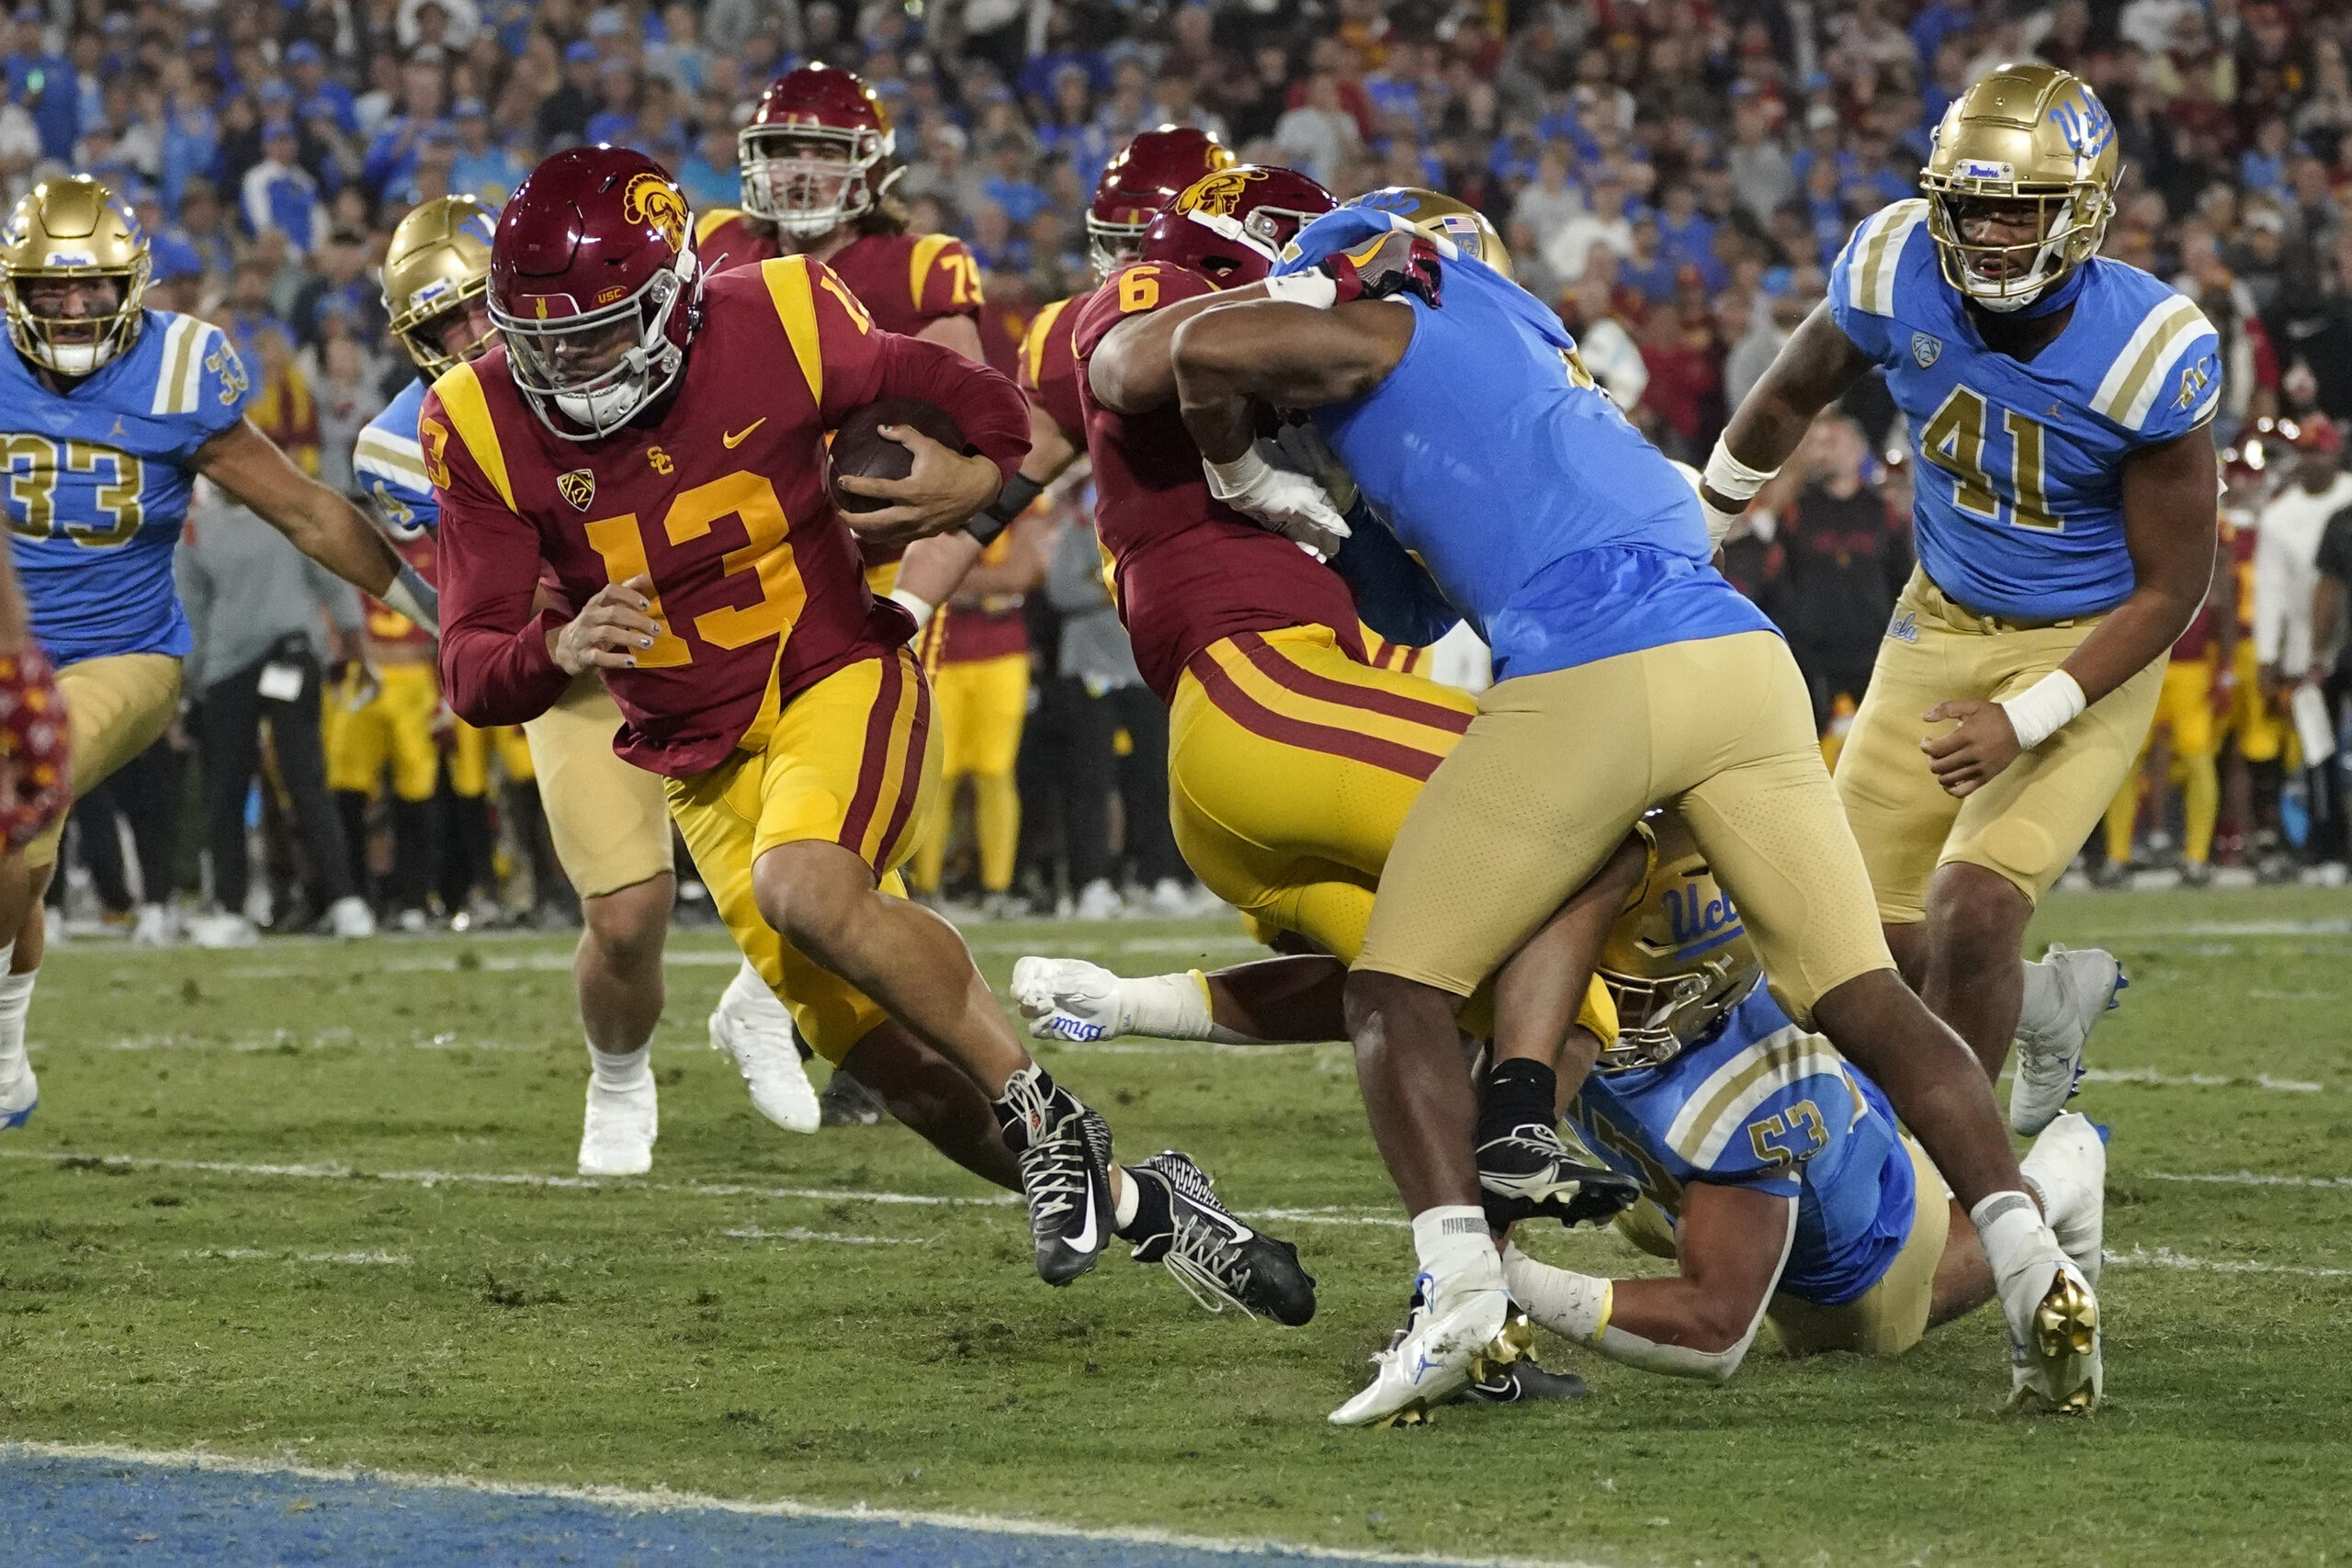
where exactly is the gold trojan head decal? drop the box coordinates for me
[1173,167,1264,219]
[622,172,688,250]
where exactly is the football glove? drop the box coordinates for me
[1204,442,1352,561]
[0,647,70,852]
[1324,230,1445,309]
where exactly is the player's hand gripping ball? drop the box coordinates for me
[828,399,969,513]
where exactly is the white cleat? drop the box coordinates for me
[1010,956,1128,1043]
[578,1077,658,1176]
[1329,1281,1520,1427]
[2010,944,2124,1136]
[186,910,260,949]
[328,896,377,940]
[1071,878,1124,921]
[130,903,177,947]
[2007,1256,2102,1415]
[1143,877,1194,918]
[709,963,820,1134]
[0,1056,37,1131]
[2022,1111,2108,1287]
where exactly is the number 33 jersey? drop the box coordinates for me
[2,311,251,664]
[1830,198,2221,624]
[425,254,1028,778]
[1565,983,1917,1308]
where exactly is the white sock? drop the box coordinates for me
[0,942,33,1076]
[1123,970,1251,1043]
[589,1043,652,1092]
[1113,1166,1139,1229]
[1500,1243,1611,1344]
[2016,956,2064,1040]
[1411,1203,1503,1309]
[1972,1189,2068,1332]
[722,957,791,1023]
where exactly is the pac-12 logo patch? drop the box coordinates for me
[558,468,596,511]
[1912,333,1942,368]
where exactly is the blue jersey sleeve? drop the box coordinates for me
[1657,1001,1866,1200]
[353,388,439,537]
[144,315,252,459]
[1826,198,1928,368]
[2086,290,2222,445]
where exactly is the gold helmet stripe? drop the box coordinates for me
[1664,1024,1849,1166]
[1847,199,1928,318]
[2090,294,2213,429]
[148,315,208,415]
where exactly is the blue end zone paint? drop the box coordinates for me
[0,1451,1489,1568]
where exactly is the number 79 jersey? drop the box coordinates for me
[1830,199,2221,623]
[2,310,252,664]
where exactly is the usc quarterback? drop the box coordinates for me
[0,175,433,1132]
[1702,63,2218,1136]
[353,195,820,1178]
[429,147,1312,1321]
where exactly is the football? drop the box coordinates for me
[827,399,968,513]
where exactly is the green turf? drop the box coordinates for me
[5,890,2350,1566]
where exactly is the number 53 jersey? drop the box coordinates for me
[425,254,1029,778]
[1830,199,2221,624]
[2,311,251,664]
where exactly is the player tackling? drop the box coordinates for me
[1702,63,2218,1136]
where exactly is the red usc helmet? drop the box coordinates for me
[488,146,702,440]
[740,62,897,238]
[1087,126,1233,281]
[1139,164,1335,288]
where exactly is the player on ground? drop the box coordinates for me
[1698,65,2219,1134]
[0,175,435,1132]
[430,148,1311,1320]
[1170,195,2093,1416]
[357,194,820,1176]
[1503,814,2104,1399]
[695,62,991,630]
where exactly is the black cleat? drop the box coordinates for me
[1461,1358,1589,1404]
[1000,1070,1116,1285]
[1477,1122,1639,1230]
[1125,1151,1317,1325]
[817,1069,887,1127]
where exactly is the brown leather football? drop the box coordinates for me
[827,399,968,513]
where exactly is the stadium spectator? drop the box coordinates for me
[1760,415,1914,729]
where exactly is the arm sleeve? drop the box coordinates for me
[810,263,1030,484]
[426,391,573,726]
[1329,504,1464,647]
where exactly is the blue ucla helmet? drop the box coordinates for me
[1595,809,1760,1070]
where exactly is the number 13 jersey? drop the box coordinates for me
[1830,198,2221,624]
[425,254,1029,777]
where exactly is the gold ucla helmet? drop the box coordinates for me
[0,176,152,376]
[383,195,498,378]
[1594,811,1761,1071]
[1347,186,1514,280]
[1919,62,2120,312]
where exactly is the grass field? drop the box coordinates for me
[6,888,2351,1566]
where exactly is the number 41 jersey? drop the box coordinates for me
[1,311,251,664]
[1831,199,2220,624]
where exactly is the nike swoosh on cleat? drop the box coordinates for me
[1068,1183,1099,1254]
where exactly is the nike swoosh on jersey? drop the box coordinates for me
[723,418,765,447]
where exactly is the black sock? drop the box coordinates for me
[1479,1057,1559,1145]
[1117,1165,1172,1242]
[991,1063,1061,1146]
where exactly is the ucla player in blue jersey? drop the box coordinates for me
[1702,65,2219,1143]
[355,197,820,1179]
[1170,193,2095,1420]
[1500,813,2104,1396]
[0,175,435,1133]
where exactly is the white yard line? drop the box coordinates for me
[0,1439,1611,1568]
[190,1248,411,1265]
[0,1147,1406,1229]
[2079,1066,2327,1093]
[719,1226,930,1247]
[2102,1245,2349,1279]
[2143,1169,2352,1190]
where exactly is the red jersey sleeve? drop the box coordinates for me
[424,381,573,728]
[1071,263,1216,362]
[908,233,985,322]
[800,258,1031,487]
[1020,293,1088,441]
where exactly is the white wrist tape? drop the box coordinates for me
[888,587,935,631]
[1999,671,2087,751]
[1262,271,1340,309]
[1204,446,1272,498]
[384,562,439,637]
[1702,437,1780,503]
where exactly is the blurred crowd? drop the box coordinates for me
[14,0,2352,937]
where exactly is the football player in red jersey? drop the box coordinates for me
[692,62,990,629]
[430,148,1314,1320]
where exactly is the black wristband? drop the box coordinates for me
[966,472,1043,546]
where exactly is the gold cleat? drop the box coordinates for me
[1371,1400,1431,1429]
[1472,1303,1536,1382]
[2011,1264,2102,1414]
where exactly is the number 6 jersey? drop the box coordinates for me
[1830,198,2222,623]
[2,310,251,664]
[426,254,1029,778]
